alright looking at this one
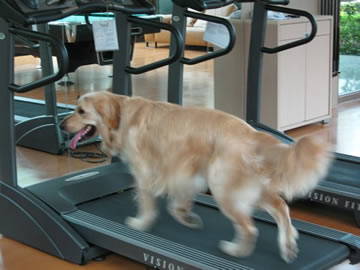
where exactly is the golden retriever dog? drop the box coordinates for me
[60,91,332,263]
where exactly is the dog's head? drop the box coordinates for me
[60,91,124,149]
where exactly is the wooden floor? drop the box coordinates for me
[2,42,360,269]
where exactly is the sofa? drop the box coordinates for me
[144,4,239,48]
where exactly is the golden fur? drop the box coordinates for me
[60,91,333,263]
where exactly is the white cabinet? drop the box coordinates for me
[214,16,333,131]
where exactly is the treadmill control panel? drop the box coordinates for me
[0,0,154,25]
[20,0,77,9]
[19,0,40,9]
[16,0,75,13]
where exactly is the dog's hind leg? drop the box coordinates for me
[257,191,299,263]
[168,195,203,229]
[167,174,207,229]
[209,173,260,257]
[216,200,258,257]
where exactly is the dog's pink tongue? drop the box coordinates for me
[70,129,86,150]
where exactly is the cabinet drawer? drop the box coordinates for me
[279,19,331,42]
[307,20,331,36]
[279,23,306,41]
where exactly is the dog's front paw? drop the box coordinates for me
[220,240,240,257]
[292,227,299,240]
[279,226,299,263]
[125,216,151,231]
[280,240,298,264]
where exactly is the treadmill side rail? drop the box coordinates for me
[340,234,360,264]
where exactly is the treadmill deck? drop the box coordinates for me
[63,190,350,270]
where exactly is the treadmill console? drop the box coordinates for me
[20,0,78,10]
[0,0,76,25]
[0,0,154,25]
[15,0,75,13]
[19,0,40,9]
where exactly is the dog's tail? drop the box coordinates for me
[264,135,333,201]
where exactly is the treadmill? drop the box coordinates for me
[0,0,359,269]
[244,2,360,226]
[12,2,172,155]
[13,18,104,154]
[168,0,360,227]
[13,19,75,154]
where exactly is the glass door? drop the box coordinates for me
[339,0,360,98]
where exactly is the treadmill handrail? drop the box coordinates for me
[334,152,360,164]
[8,26,69,93]
[258,0,289,5]
[171,0,235,11]
[247,120,294,144]
[171,0,290,11]
[180,10,236,65]
[261,5,317,54]
[125,16,184,74]
[75,0,155,14]
[14,34,40,49]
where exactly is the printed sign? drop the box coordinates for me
[92,19,119,51]
[203,21,230,49]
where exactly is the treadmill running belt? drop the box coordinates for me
[68,190,350,270]
[327,158,360,188]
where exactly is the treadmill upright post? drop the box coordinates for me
[112,13,133,96]
[167,4,186,105]
[246,2,268,122]
[38,22,64,148]
[0,18,18,186]
[38,23,58,116]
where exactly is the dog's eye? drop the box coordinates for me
[78,108,85,115]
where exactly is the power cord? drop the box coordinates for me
[66,143,108,163]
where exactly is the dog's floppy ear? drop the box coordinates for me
[94,97,120,129]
